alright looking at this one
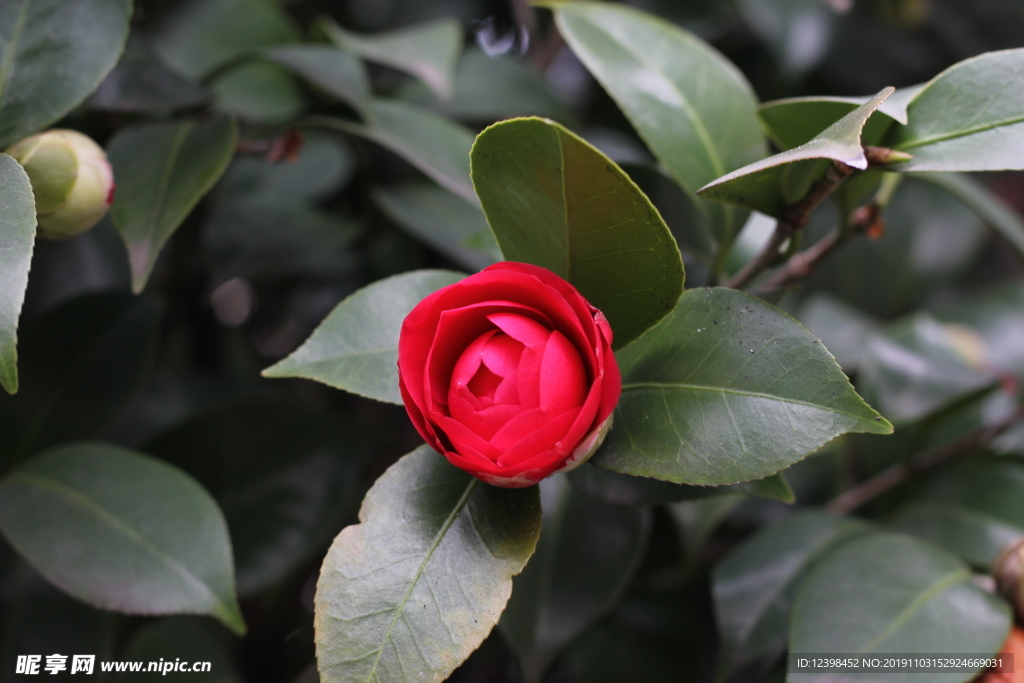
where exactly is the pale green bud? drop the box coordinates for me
[6,129,115,240]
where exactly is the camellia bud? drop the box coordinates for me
[993,538,1024,621]
[5,129,115,239]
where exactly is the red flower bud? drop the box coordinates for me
[398,262,621,488]
[6,129,115,240]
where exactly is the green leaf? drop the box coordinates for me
[153,0,300,81]
[108,115,239,293]
[0,442,245,634]
[321,17,462,101]
[713,511,868,677]
[917,172,1024,265]
[263,270,465,404]
[0,154,35,395]
[264,45,370,119]
[210,61,305,124]
[756,91,916,150]
[372,182,498,272]
[145,399,363,596]
[890,49,1024,172]
[537,0,766,247]
[935,281,1024,377]
[0,0,131,149]
[315,446,541,683]
[789,532,1011,680]
[568,464,793,506]
[89,36,211,113]
[622,163,715,259]
[698,87,894,218]
[594,287,893,485]
[313,100,477,204]
[893,458,1024,568]
[471,117,684,349]
[218,130,353,203]
[0,293,160,464]
[857,313,995,424]
[398,48,574,124]
[500,477,651,683]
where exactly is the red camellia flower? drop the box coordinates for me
[398,262,621,488]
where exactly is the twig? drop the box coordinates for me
[726,160,855,290]
[827,406,1024,514]
[755,202,884,292]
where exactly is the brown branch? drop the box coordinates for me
[827,406,1024,515]
[726,160,855,290]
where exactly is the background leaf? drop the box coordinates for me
[893,458,1024,568]
[890,49,1024,172]
[698,88,893,217]
[0,154,35,395]
[0,0,131,148]
[88,36,211,113]
[372,182,498,272]
[538,0,766,248]
[321,17,462,100]
[209,62,305,124]
[315,100,477,204]
[117,617,242,682]
[0,293,160,465]
[153,0,300,80]
[713,511,868,678]
[0,443,245,633]
[500,476,651,683]
[264,45,370,119]
[263,270,465,404]
[315,446,541,683]
[108,115,239,293]
[594,287,892,485]
[471,117,684,349]
[789,532,1011,683]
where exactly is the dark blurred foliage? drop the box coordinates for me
[4,0,1023,681]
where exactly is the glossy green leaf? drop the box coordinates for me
[568,464,793,506]
[263,270,465,404]
[698,88,894,218]
[398,49,573,124]
[314,100,477,204]
[210,61,305,124]
[893,458,1024,568]
[108,115,239,293]
[0,293,160,464]
[857,313,995,424]
[890,49,1024,171]
[264,45,370,119]
[917,172,1024,265]
[789,532,1011,682]
[537,0,765,247]
[500,477,651,683]
[372,182,498,272]
[757,94,901,149]
[153,0,300,80]
[315,446,541,683]
[471,117,684,349]
[204,197,361,282]
[0,0,131,148]
[321,17,462,100]
[594,287,893,485]
[713,511,868,677]
[89,36,211,113]
[622,163,714,259]
[0,443,245,634]
[0,154,35,395]
[146,399,363,596]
